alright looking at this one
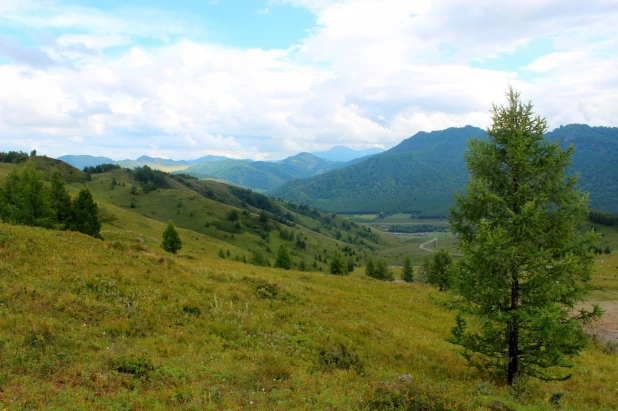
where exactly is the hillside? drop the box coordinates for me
[179,153,344,192]
[273,126,485,216]
[59,155,230,173]
[1,202,617,409]
[274,125,618,215]
[1,158,397,272]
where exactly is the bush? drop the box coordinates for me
[111,355,154,378]
[318,342,364,373]
[161,222,182,254]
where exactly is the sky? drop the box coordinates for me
[0,0,617,161]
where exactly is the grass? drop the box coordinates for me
[2,160,618,409]
[1,222,617,409]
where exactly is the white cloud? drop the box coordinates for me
[1,0,617,159]
[524,51,588,72]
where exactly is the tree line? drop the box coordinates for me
[0,162,102,239]
[83,163,121,174]
[588,209,618,226]
[0,150,31,164]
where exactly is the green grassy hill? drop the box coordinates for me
[2,158,399,272]
[179,153,344,192]
[1,214,617,409]
[273,124,618,216]
[2,158,618,409]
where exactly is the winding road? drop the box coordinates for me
[419,237,463,256]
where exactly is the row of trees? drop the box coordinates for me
[0,150,30,163]
[588,209,618,226]
[0,163,102,238]
[83,163,121,174]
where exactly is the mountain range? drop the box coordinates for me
[58,146,384,192]
[273,124,618,215]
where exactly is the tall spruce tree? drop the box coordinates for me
[402,256,414,282]
[70,187,102,239]
[49,169,73,228]
[448,88,600,384]
[161,222,182,254]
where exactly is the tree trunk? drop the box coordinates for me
[507,277,519,385]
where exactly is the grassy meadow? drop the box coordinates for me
[1,159,618,409]
[1,222,618,410]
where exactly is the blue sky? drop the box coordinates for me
[1,0,617,160]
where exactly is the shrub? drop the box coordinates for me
[318,342,363,373]
[161,222,182,254]
[111,355,154,378]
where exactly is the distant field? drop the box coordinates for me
[376,234,460,265]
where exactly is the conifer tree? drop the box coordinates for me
[161,222,182,254]
[49,169,73,228]
[70,187,102,239]
[329,251,347,275]
[0,162,54,228]
[402,256,414,282]
[427,249,452,291]
[274,244,291,269]
[448,88,600,384]
[375,259,393,281]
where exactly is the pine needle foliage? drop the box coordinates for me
[70,187,102,239]
[161,222,183,254]
[448,88,601,385]
[402,256,414,282]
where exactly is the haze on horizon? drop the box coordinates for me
[1,0,617,161]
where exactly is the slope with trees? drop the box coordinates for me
[274,124,618,215]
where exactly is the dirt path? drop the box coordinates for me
[578,300,618,344]
[419,238,463,256]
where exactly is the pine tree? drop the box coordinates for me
[49,169,73,228]
[427,249,452,291]
[70,188,102,239]
[448,88,600,384]
[0,162,54,228]
[161,222,182,254]
[330,251,347,275]
[402,256,414,282]
[274,244,291,270]
[375,259,393,281]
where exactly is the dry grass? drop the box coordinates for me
[0,222,617,410]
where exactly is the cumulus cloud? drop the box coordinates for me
[0,0,617,159]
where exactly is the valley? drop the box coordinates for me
[1,151,617,409]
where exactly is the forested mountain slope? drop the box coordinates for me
[273,126,486,215]
[179,152,345,192]
[274,125,618,215]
